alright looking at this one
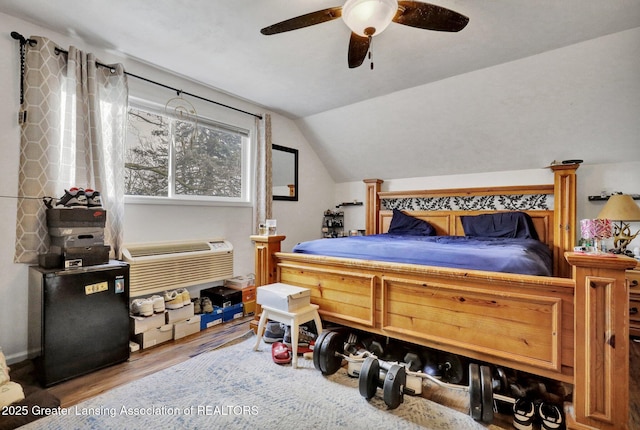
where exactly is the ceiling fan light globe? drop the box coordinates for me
[342,0,398,37]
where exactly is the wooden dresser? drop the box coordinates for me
[628,260,640,337]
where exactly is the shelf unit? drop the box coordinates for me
[323,201,365,238]
[588,194,640,201]
[322,210,344,238]
[336,201,363,208]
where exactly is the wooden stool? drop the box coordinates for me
[253,304,323,368]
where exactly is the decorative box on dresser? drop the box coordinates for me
[628,260,640,337]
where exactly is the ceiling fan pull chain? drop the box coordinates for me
[369,35,374,70]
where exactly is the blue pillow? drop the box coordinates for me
[461,212,539,240]
[388,209,436,236]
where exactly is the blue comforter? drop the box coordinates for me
[292,234,553,276]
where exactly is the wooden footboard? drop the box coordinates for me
[276,251,575,380]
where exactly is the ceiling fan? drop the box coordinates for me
[260,0,469,69]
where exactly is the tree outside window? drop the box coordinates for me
[125,104,248,201]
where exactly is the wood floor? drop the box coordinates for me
[46,320,640,429]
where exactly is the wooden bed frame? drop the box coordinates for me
[251,164,636,430]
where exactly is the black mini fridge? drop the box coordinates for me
[28,261,130,387]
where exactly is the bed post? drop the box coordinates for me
[566,252,636,430]
[550,164,579,278]
[364,179,383,235]
[250,234,286,333]
[250,234,285,287]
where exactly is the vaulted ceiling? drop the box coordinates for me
[2,1,640,182]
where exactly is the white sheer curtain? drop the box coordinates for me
[254,113,272,233]
[14,36,128,263]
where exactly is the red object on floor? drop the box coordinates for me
[272,342,291,364]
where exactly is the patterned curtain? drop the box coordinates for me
[254,113,272,233]
[14,36,128,263]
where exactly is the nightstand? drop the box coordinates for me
[628,261,640,337]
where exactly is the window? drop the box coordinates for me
[125,101,251,204]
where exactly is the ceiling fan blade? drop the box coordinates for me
[261,7,343,35]
[394,1,469,32]
[348,32,370,69]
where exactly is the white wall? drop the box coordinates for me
[271,114,335,253]
[0,12,334,363]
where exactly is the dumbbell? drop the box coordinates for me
[358,356,482,414]
[358,356,407,409]
[313,329,387,374]
[313,329,348,375]
[422,362,516,423]
[358,357,514,423]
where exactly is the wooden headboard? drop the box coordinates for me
[377,185,554,246]
[379,209,553,245]
[364,164,579,278]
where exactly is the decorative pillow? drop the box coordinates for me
[388,209,436,236]
[461,211,539,240]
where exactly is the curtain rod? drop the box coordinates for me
[11,31,263,120]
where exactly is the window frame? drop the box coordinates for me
[124,97,253,207]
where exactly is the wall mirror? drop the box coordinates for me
[272,144,298,201]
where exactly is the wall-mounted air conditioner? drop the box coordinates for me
[121,239,233,297]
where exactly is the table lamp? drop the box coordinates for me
[580,218,612,254]
[597,194,640,254]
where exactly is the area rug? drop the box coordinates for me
[21,332,497,429]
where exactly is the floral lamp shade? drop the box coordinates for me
[580,218,612,253]
[580,218,612,240]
